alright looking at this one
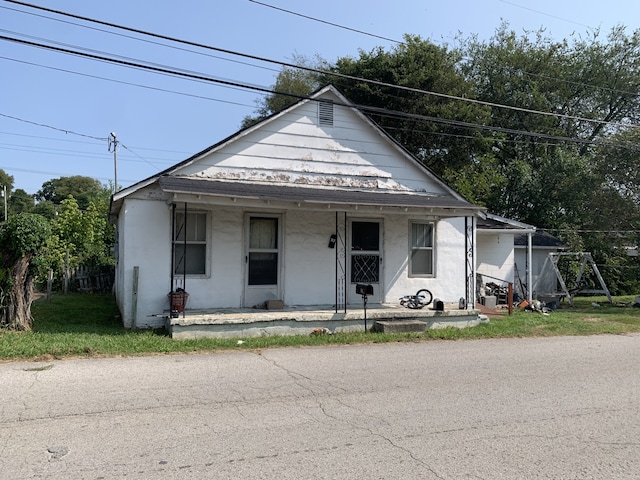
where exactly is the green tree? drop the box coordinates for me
[0,213,50,330]
[322,35,491,180]
[32,200,58,221]
[460,24,640,291]
[9,189,35,215]
[0,168,14,192]
[35,195,115,290]
[460,24,640,219]
[35,176,106,210]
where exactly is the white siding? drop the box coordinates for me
[117,198,172,328]
[115,201,472,326]
[384,216,467,303]
[477,233,515,284]
[283,210,336,305]
[177,93,449,195]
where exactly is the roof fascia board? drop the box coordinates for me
[484,212,536,230]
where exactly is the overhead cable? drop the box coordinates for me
[0,112,107,141]
[5,0,637,132]
[4,33,639,151]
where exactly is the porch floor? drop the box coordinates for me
[165,302,485,339]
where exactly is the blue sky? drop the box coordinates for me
[1,0,639,195]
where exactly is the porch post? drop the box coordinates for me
[465,216,476,308]
[182,202,187,318]
[170,203,175,298]
[335,211,347,313]
[527,231,533,302]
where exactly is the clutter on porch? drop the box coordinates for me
[476,274,515,315]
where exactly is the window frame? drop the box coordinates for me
[172,210,210,277]
[409,220,435,277]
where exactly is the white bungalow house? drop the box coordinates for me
[109,85,486,337]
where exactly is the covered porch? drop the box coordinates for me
[164,302,484,339]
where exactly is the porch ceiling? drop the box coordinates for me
[158,176,483,213]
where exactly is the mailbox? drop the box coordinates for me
[356,284,374,296]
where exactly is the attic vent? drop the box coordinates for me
[318,100,334,126]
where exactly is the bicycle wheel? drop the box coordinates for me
[415,289,433,307]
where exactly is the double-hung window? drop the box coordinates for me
[410,222,434,276]
[173,211,207,275]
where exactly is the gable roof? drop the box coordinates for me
[158,176,476,210]
[515,230,567,248]
[111,85,484,218]
[477,213,536,234]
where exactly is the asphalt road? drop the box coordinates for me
[1,334,640,479]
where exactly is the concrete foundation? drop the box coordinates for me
[166,303,483,339]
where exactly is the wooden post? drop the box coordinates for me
[64,248,70,294]
[46,269,53,300]
[131,266,139,329]
[508,282,514,315]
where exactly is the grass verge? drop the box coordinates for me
[0,293,639,362]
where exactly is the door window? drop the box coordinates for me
[248,217,278,285]
[351,221,380,283]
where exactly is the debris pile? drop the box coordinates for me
[517,299,552,315]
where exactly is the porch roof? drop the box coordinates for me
[159,176,484,213]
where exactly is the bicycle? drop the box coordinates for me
[399,289,433,309]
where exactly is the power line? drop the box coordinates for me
[0,130,193,157]
[0,164,139,184]
[119,143,164,171]
[6,0,638,133]
[0,4,282,75]
[247,0,639,100]
[4,33,638,151]
[497,0,593,29]
[8,0,628,106]
[0,112,107,141]
[0,55,259,108]
[247,0,403,45]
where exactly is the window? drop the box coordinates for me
[350,221,380,283]
[173,211,207,275]
[248,217,278,285]
[410,222,434,276]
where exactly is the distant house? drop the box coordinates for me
[476,214,536,302]
[514,230,567,295]
[109,85,485,337]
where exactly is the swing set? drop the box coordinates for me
[533,252,612,306]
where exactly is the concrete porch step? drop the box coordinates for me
[372,320,427,333]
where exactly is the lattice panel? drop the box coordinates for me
[351,254,379,283]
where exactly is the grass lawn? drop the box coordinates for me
[0,293,639,361]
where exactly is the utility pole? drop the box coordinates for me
[109,132,118,193]
[1,185,7,222]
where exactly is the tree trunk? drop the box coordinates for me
[1,254,35,331]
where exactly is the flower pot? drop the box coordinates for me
[168,291,189,313]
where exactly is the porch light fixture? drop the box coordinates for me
[328,234,337,248]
